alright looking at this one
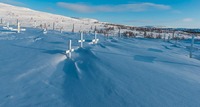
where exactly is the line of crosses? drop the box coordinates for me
[66,31,99,58]
[78,31,85,48]
[92,31,99,44]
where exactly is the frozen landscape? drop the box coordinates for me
[1,2,200,107]
[0,3,105,32]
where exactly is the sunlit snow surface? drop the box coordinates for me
[0,27,200,107]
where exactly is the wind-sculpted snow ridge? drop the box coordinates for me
[0,27,200,107]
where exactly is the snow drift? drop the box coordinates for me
[0,26,200,107]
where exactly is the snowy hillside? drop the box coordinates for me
[0,3,105,32]
[1,2,199,39]
[1,2,200,107]
[0,25,200,107]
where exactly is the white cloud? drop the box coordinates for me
[57,2,171,13]
[182,18,193,22]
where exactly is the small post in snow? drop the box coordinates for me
[72,24,75,33]
[78,31,85,48]
[66,40,74,58]
[0,18,2,24]
[175,33,178,46]
[44,23,47,29]
[94,26,97,32]
[92,31,99,44]
[43,23,47,34]
[60,27,63,33]
[190,35,195,58]
[17,22,20,33]
[53,22,55,30]
[34,20,37,28]
[167,35,170,42]
[16,19,19,26]
[118,27,121,37]
[163,33,166,42]
[172,31,175,39]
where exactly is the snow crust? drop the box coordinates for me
[0,26,200,107]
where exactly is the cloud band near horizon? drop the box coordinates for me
[57,2,171,13]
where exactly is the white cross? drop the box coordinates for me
[17,22,20,33]
[43,28,47,34]
[92,31,99,44]
[163,33,166,41]
[78,32,85,48]
[4,22,10,30]
[66,40,74,58]
[7,22,9,28]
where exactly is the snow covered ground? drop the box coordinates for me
[1,2,199,40]
[0,3,105,32]
[0,26,200,107]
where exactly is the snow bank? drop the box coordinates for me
[0,26,200,107]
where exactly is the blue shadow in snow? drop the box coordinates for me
[148,48,163,53]
[134,55,156,63]
[62,48,100,78]
[170,44,181,48]
[110,38,118,43]
[157,60,200,68]
[0,30,16,32]
[162,45,172,50]
[193,55,200,61]
[98,43,106,48]
[12,44,65,55]
[61,47,102,107]
[63,59,80,80]
[48,41,64,44]
[91,50,133,57]
[42,50,65,55]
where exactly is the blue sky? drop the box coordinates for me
[0,0,199,28]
